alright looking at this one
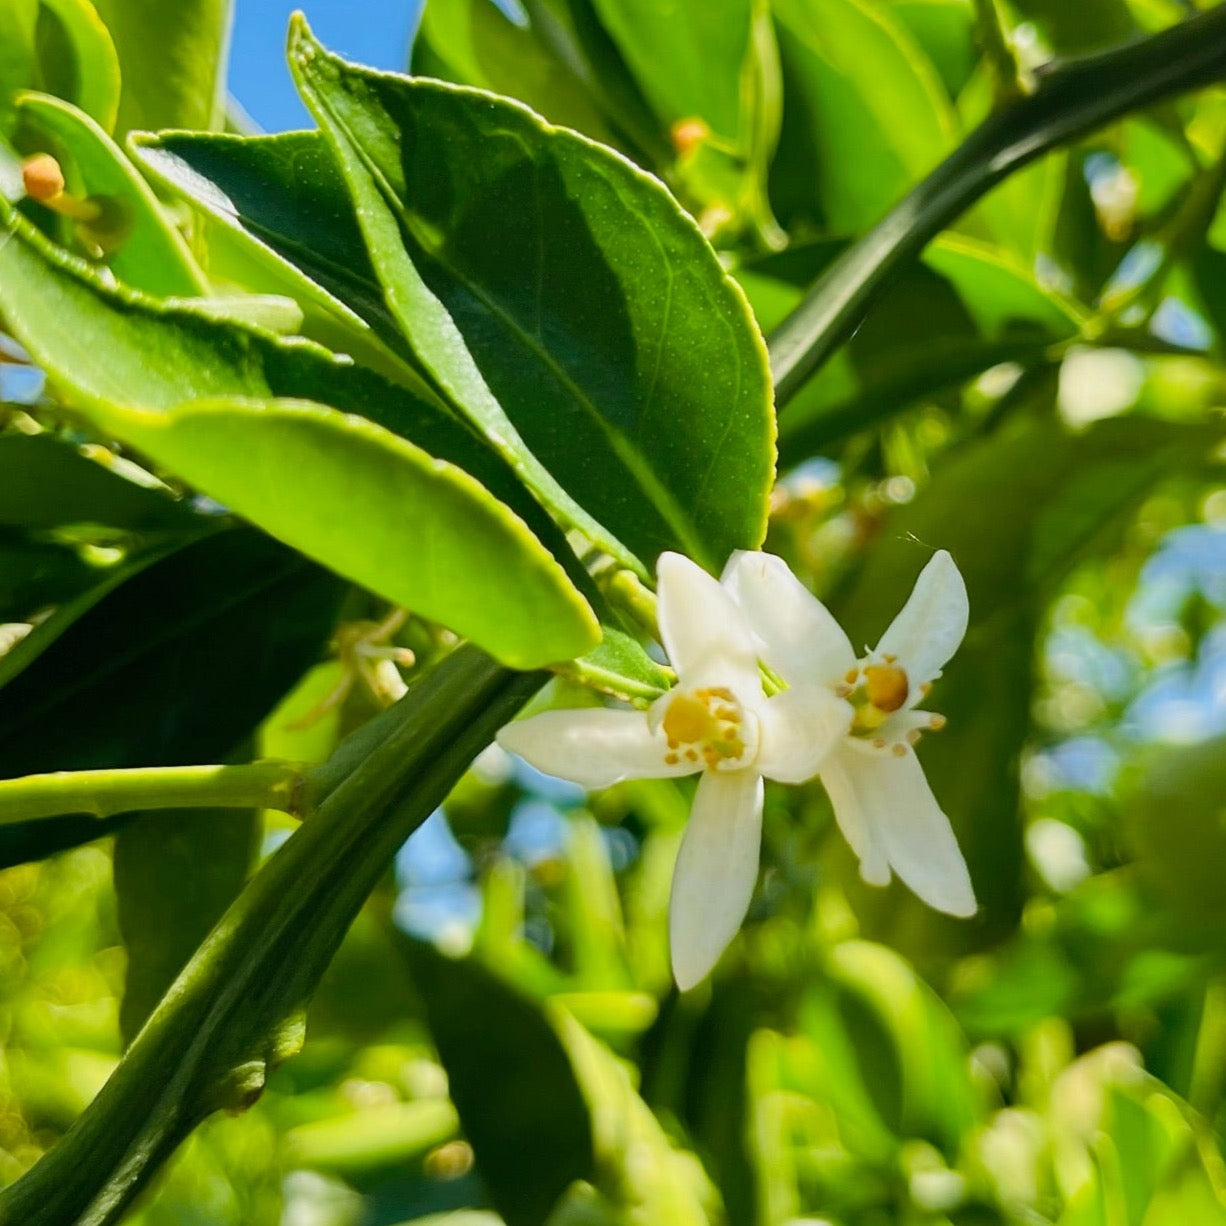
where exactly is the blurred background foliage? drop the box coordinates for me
[4,0,1226,1224]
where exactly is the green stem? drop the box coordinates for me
[0,647,542,1226]
[0,762,306,826]
[768,6,1226,408]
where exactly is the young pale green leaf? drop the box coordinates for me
[90,0,228,132]
[82,397,601,669]
[770,0,957,233]
[0,199,610,665]
[289,18,775,571]
[0,0,121,133]
[16,91,206,296]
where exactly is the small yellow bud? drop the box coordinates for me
[22,154,65,202]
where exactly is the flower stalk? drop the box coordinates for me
[0,762,310,826]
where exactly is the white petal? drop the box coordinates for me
[826,743,976,916]
[754,686,853,784]
[657,552,762,697]
[669,769,764,990]
[497,708,695,790]
[874,550,968,687]
[820,745,891,885]
[721,550,855,685]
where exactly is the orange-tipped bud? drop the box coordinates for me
[22,153,65,202]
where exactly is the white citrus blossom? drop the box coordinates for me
[497,552,851,990]
[721,549,977,918]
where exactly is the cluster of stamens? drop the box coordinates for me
[661,686,752,771]
[833,656,945,755]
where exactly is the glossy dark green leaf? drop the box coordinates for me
[400,938,594,1226]
[0,201,601,667]
[129,129,419,377]
[0,430,194,530]
[0,528,346,866]
[15,91,206,295]
[832,417,1221,960]
[114,806,258,1044]
[290,19,775,571]
[0,530,97,620]
[90,0,229,132]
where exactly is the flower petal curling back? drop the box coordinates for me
[497,549,975,992]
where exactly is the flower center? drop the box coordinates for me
[836,659,944,753]
[661,686,756,771]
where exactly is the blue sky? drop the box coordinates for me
[229,1,424,132]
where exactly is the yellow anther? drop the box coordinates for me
[665,752,680,765]
[844,667,860,684]
[892,743,907,757]
[929,713,946,730]
[864,663,909,713]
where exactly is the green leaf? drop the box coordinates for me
[400,938,595,1226]
[0,0,122,133]
[87,396,601,668]
[890,0,977,99]
[1122,736,1226,943]
[89,0,230,133]
[584,0,781,227]
[411,0,618,147]
[0,200,600,667]
[114,807,258,1044]
[770,0,957,233]
[832,417,1221,960]
[290,19,775,571]
[0,528,346,867]
[15,91,206,295]
[0,430,193,530]
[129,129,420,378]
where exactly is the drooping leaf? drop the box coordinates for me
[832,416,1222,959]
[290,19,775,571]
[15,91,206,295]
[114,806,259,1044]
[400,938,595,1226]
[89,0,229,133]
